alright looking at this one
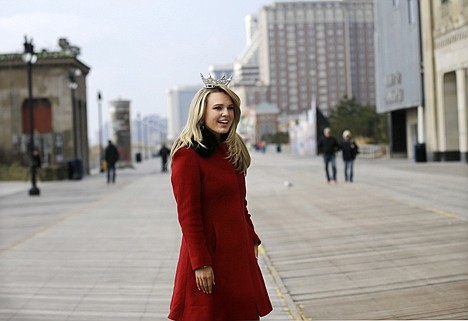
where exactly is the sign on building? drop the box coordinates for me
[374,0,423,113]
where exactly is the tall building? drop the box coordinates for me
[233,16,268,110]
[167,85,200,140]
[420,0,468,162]
[234,0,375,117]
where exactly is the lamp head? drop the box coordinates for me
[22,36,37,64]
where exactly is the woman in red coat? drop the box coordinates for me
[168,74,272,321]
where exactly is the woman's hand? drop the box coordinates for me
[254,244,259,259]
[195,265,215,294]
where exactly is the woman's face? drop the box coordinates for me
[203,92,235,140]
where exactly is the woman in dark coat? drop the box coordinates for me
[341,130,359,182]
[168,74,272,321]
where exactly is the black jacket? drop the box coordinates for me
[341,140,359,161]
[318,136,340,155]
[105,144,120,165]
[159,146,170,160]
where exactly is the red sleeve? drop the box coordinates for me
[171,148,212,270]
[240,173,261,245]
[244,199,261,245]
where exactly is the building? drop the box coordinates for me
[132,114,168,158]
[375,0,468,162]
[374,0,424,159]
[254,102,280,142]
[420,0,468,162]
[167,85,199,141]
[234,0,375,117]
[208,64,234,80]
[238,102,280,145]
[109,99,132,168]
[232,17,268,110]
[0,38,90,178]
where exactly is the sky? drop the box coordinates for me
[0,0,292,144]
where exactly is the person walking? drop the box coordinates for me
[104,140,119,184]
[168,74,272,321]
[318,127,340,184]
[26,149,43,181]
[341,130,359,182]
[158,143,170,172]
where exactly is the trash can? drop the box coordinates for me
[74,159,83,179]
[136,153,142,163]
[414,143,427,163]
[67,158,83,180]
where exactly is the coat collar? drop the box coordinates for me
[191,127,227,157]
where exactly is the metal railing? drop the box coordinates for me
[357,144,387,159]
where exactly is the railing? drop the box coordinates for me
[357,144,387,159]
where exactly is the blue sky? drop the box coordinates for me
[0,0,290,143]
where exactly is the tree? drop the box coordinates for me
[328,96,387,143]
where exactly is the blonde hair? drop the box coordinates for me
[170,85,251,172]
[342,130,352,139]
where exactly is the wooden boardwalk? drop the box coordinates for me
[0,152,467,320]
[247,152,468,320]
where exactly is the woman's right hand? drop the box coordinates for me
[195,265,215,294]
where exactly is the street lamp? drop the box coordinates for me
[68,68,82,179]
[97,91,104,172]
[22,36,40,196]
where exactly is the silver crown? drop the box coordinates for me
[200,73,232,88]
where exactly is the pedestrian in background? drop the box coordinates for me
[341,130,359,182]
[33,149,43,181]
[27,149,43,181]
[158,143,170,172]
[168,74,272,321]
[318,127,340,184]
[104,140,119,184]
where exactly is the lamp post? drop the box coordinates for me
[68,68,82,179]
[23,36,40,196]
[143,117,148,159]
[137,113,142,163]
[97,91,104,172]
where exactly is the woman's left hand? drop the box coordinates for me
[254,244,259,259]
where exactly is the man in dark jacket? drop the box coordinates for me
[105,140,120,184]
[318,127,340,184]
[158,143,170,172]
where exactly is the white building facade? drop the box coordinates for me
[421,0,468,162]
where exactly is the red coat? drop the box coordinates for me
[168,143,272,321]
